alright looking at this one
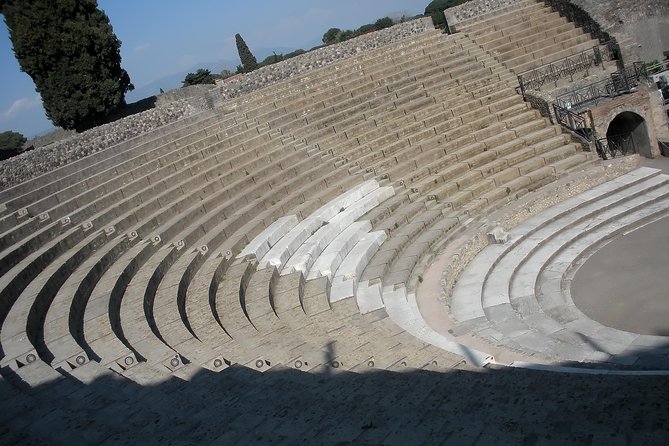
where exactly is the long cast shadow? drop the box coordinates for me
[1,341,669,445]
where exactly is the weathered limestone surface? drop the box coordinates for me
[210,18,434,104]
[0,100,197,190]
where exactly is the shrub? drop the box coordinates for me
[182,69,215,87]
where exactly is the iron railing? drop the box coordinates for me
[595,134,636,159]
[555,62,646,109]
[646,59,669,76]
[517,43,618,97]
[553,103,588,133]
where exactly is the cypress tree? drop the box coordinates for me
[0,0,133,132]
[235,33,258,73]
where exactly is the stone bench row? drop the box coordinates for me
[31,173,458,381]
[372,147,592,294]
[354,156,599,367]
[207,264,465,374]
[5,41,472,372]
[455,1,549,35]
[300,67,518,180]
[450,168,669,366]
[0,110,278,249]
[231,38,487,149]
[33,146,365,376]
[59,147,351,371]
[0,104,332,279]
[358,124,591,299]
[220,30,446,114]
[0,115,274,274]
[458,2,601,75]
[0,109,218,211]
[3,133,344,372]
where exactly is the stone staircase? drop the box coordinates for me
[0,20,594,382]
[6,8,662,441]
[449,167,669,368]
[456,0,604,75]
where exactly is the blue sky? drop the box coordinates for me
[0,0,429,138]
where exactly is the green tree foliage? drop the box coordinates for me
[323,17,396,45]
[235,33,258,73]
[424,0,469,15]
[338,29,355,41]
[430,10,446,28]
[284,49,305,59]
[425,0,470,27]
[374,17,394,30]
[357,24,377,35]
[0,130,25,151]
[0,0,133,132]
[322,28,342,45]
[182,68,215,87]
[260,52,284,67]
[219,69,235,80]
[0,130,26,160]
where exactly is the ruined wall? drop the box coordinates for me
[209,18,434,105]
[156,84,216,109]
[444,0,525,24]
[0,100,197,190]
[445,0,668,64]
[569,0,669,63]
[589,87,661,158]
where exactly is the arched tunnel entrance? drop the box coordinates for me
[605,111,653,158]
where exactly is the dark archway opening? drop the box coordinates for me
[605,111,652,158]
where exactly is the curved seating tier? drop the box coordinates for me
[449,167,669,368]
[0,14,598,398]
[454,0,604,75]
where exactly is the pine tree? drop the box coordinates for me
[235,33,258,73]
[0,0,133,132]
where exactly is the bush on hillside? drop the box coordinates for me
[424,0,469,15]
[0,130,27,161]
[182,69,215,87]
[322,16,397,45]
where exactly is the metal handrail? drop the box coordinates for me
[553,103,588,133]
[555,62,646,110]
[595,134,636,160]
[646,60,669,76]
[517,43,617,97]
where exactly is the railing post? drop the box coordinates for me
[518,75,526,100]
[593,45,602,67]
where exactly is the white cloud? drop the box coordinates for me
[133,42,151,53]
[0,95,42,121]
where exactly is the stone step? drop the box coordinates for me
[450,169,669,364]
[0,110,220,212]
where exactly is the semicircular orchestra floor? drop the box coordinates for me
[570,215,669,337]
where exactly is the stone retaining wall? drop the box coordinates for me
[0,18,433,190]
[439,155,640,307]
[208,17,434,105]
[156,84,216,108]
[569,0,669,63]
[444,0,525,24]
[0,99,197,190]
